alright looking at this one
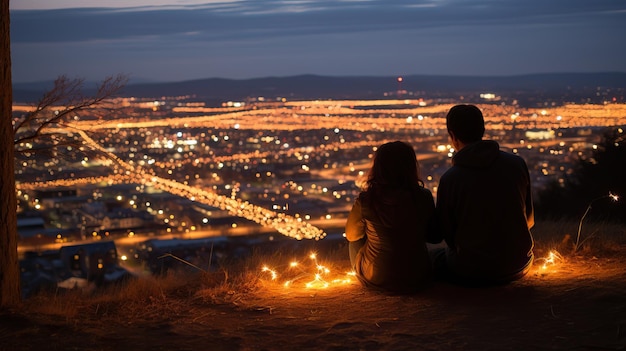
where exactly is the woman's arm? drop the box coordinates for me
[345,197,365,242]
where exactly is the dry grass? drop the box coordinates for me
[18,240,351,321]
[18,220,625,321]
[196,243,353,304]
[532,219,626,256]
[22,271,195,320]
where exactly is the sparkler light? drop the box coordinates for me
[536,250,563,270]
[260,252,356,289]
[532,191,620,276]
[261,266,278,280]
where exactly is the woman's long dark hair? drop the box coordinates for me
[364,140,424,192]
[362,141,425,227]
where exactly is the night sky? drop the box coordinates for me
[10,0,626,83]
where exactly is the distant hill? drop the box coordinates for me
[12,72,626,104]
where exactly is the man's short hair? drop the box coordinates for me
[446,104,485,144]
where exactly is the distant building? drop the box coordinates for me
[100,208,152,232]
[20,241,132,298]
[525,129,556,140]
[60,241,121,286]
[17,216,63,245]
[136,237,230,274]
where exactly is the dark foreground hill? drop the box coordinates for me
[13,72,626,104]
[2,220,625,351]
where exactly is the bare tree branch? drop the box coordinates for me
[13,74,128,154]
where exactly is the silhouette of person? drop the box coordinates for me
[432,104,534,285]
[346,141,437,293]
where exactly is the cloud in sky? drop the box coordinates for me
[10,0,626,83]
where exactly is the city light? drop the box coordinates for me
[14,99,626,249]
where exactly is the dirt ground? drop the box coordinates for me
[1,240,626,351]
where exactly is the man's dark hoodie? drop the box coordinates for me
[436,140,534,283]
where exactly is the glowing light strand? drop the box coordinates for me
[260,253,356,289]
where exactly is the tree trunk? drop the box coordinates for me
[0,0,21,307]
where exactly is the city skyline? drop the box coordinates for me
[10,0,626,83]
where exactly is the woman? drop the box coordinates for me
[346,141,436,293]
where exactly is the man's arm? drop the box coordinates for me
[426,191,443,244]
[522,160,535,229]
[435,179,456,247]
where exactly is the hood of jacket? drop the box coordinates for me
[452,140,500,169]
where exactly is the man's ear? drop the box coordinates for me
[448,131,461,150]
[448,131,457,143]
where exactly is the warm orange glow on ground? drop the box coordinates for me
[260,252,356,290]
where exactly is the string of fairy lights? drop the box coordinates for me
[261,252,356,289]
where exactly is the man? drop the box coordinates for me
[433,104,534,285]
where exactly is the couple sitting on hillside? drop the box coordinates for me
[346,104,535,293]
